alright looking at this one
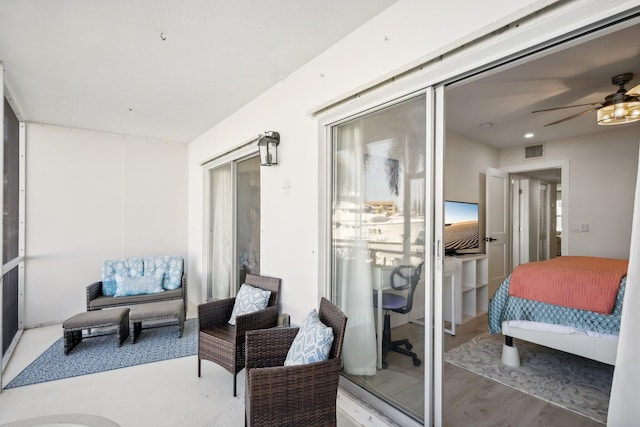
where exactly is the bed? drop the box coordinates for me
[488,256,627,366]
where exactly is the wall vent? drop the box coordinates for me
[524,144,544,159]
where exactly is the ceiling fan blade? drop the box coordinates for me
[626,83,640,97]
[532,102,602,113]
[544,107,599,126]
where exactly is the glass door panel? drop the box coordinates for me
[331,95,427,422]
[208,155,261,300]
[236,156,261,286]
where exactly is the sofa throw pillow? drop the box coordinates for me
[102,258,144,296]
[143,255,183,290]
[164,256,183,290]
[114,274,164,297]
[284,309,334,366]
[228,284,271,326]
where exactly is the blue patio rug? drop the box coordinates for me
[444,332,613,424]
[4,318,197,389]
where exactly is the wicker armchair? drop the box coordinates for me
[244,297,348,427]
[197,273,281,397]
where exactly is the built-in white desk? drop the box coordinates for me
[443,254,488,334]
[443,259,456,335]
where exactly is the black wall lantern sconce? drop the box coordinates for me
[258,131,280,166]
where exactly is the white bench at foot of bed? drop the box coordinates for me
[501,321,618,366]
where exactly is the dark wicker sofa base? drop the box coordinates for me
[86,275,187,314]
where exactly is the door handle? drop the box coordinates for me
[484,237,497,242]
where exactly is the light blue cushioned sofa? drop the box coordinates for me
[86,255,187,314]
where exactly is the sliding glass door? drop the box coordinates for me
[236,156,261,285]
[330,94,428,422]
[207,154,260,300]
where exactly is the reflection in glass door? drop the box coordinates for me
[236,156,261,285]
[331,95,427,422]
[208,155,260,300]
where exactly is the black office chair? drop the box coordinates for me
[373,262,424,369]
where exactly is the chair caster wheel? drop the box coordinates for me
[406,343,413,350]
[382,361,388,369]
[413,358,421,366]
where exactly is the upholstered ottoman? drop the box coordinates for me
[129,300,185,343]
[62,308,130,355]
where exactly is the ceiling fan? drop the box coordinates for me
[533,73,640,126]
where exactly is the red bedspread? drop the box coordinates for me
[509,256,628,314]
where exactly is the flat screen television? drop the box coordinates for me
[444,201,480,256]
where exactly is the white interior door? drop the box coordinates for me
[510,177,530,268]
[485,167,509,297]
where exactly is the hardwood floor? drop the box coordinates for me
[344,315,605,426]
[443,315,604,426]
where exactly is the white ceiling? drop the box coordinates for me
[0,0,397,143]
[1,2,638,148]
[446,19,640,149]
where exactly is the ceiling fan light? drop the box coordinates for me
[614,106,627,118]
[597,101,640,125]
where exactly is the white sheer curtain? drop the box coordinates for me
[334,122,377,376]
[332,96,426,377]
[338,242,377,376]
[607,145,640,424]
[210,165,232,299]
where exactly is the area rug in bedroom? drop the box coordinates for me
[3,318,197,389]
[444,332,613,424]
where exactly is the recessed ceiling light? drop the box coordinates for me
[524,132,534,138]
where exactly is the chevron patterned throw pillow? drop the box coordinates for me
[284,309,334,366]
[228,284,271,326]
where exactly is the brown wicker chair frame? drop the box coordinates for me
[244,297,348,427]
[197,273,281,397]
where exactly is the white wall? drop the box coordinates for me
[25,123,187,326]
[445,131,500,253]
[187,0,544,323]
[500,126,639,259]
[444,131,500,203]
[446,126,639,262]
